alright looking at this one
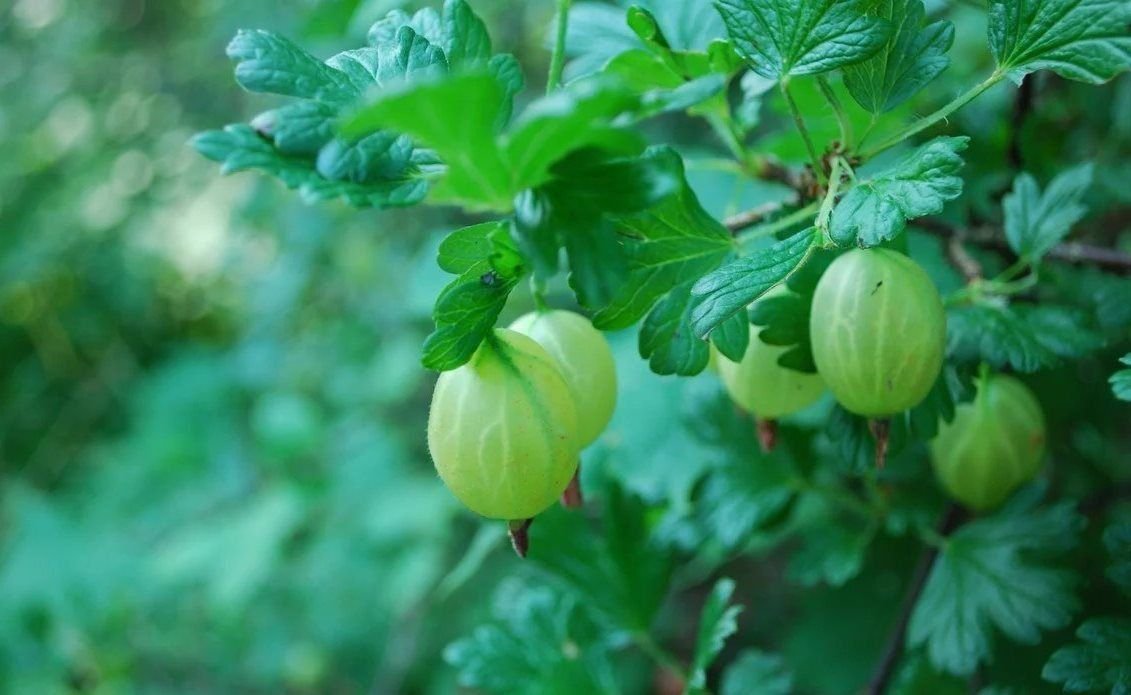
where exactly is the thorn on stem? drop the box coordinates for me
[756,418,778,453]
[869,418,891,469]
[507,518,533,558]
[560,465,583,508]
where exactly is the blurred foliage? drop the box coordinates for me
[1,1,1130,694]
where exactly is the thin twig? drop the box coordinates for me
[546,0,572,94]
[866,504,964,695]
[946,230,983,281]
[723,201,786,235]
[914,218,1131,275]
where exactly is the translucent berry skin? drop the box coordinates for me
[713,334,824,420]
[427,329,579,520]
[930,374,1046,510]
[509,310,617,447]
[809,248,946,417]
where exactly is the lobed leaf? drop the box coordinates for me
[1003,164,1094,262]
[843,0,955,113]
[1042,617,1131,694]
[908,495,1083,675]
[830,136,968,247]
[715,0,893,79]
[990,0,1131,84]
[687,578,744,693]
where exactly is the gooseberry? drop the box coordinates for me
[508,309,617,446]
[427,329,579,520]
[809,248,946,417]
[930,373,1046,510]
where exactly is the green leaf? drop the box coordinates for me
[191,125,427,208]
[639,282,712,375]
[200,25,456,209]
[689,228,817,339]
[787,510,875,587]
[1104,522,1131,593]
[1003,164,1093,262]
[748,250,835,374]
[345,74,641,210]
[592,150,734,335]
[908,495,1084,675]
[989,0,1131,84]
[698,440,798,548]
[843,0,955,113]
[504,78,642,190]
[564,220,631,309]
[721,650,794,695]
[227,30,358,104]
[343,72,512,209]
[444,578,618,695]
[423,222,523,371]
[714,0,893,80]
[1042,617,1131,694]
[687,578,744,693]
[947,302,1105,373]
[437,221,508,274]
[528,481,673,632]
[518,146,683,288]
[710,310,752,362]
[830,136,968,247]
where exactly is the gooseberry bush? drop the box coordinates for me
[196,0,1131,692]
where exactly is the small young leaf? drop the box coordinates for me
[689,228,816,339]
[1042,617,1131,694]
[720,650,794,695]
[843,0,955,113]
[227,30,358,104]
[909,496,1083,675]
[423,223,523,371]
[1003,164,1093,262]
[830,136,968,247]
[715,0,893,80]
[687,578,743,693]
[990,0,1131,84]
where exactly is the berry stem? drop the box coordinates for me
[869,418,891,469]
[507,518,533,558]
[756,418,778,453]
[561,465,583,508]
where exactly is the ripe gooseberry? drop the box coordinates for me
[930,373,1046,510]
[427,328,579,520]
[508,309,617,446]
[809,248,946,417]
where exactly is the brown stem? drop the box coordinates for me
[913,218,1131,275]
[507,518,533,558]
[755,418,778,453]
[561,466,583,508]
[947,231,983,281]
[869,418,891,469]
[866,503,964,695]
[724,201,788,236]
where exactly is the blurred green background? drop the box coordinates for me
[3,1,1130,693]
[0,1,569,691]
